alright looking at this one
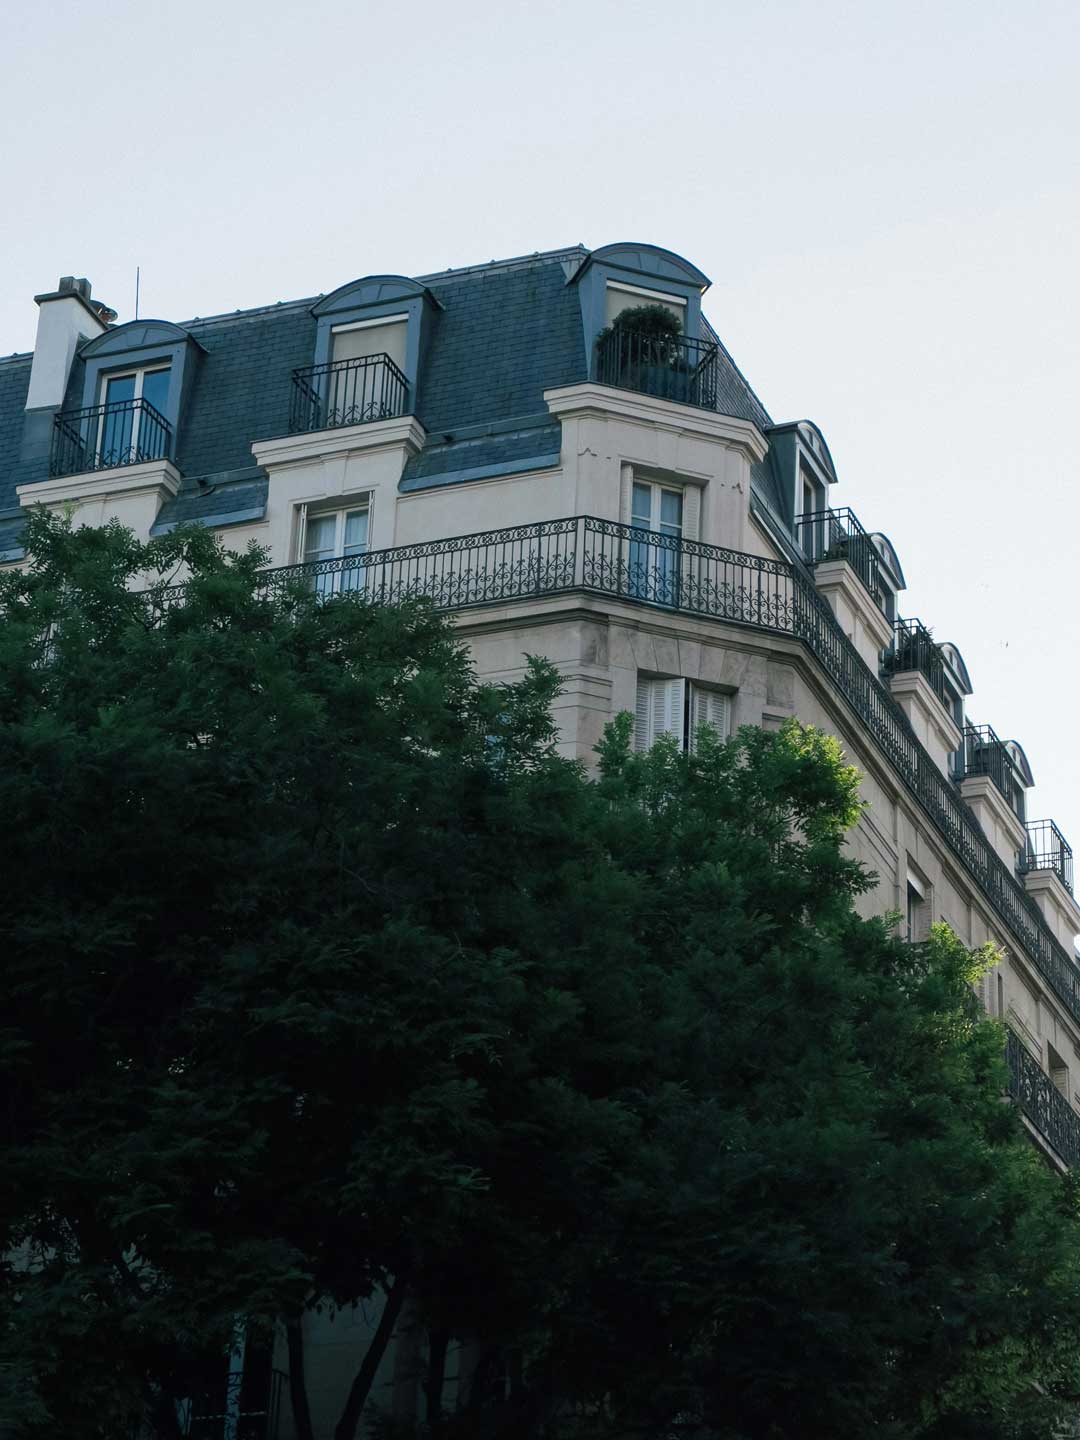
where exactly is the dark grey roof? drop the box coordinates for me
[2,245,780,527]
[0,356,32,512]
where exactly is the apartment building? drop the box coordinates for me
[2,241,1079,1436]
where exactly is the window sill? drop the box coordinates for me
[17,458,182,511]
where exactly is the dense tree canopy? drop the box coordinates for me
[3,512,1080,1440]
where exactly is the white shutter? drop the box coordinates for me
[689,686,731,750]
[682,485,700,541]
[635,677,652,752]
[619,464,634,526]
[294,503,308,564]
[651,678,685,744]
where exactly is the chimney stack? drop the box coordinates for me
[25,276,113,413]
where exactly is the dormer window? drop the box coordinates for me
[294,276,441,436]
[47,319,202,479]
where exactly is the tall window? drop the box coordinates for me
[629,481,683,603]
[634,677,731,752]
[98,366,171,466]
[300,501,370,596]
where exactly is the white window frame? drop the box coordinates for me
[296,498,372,596]
[605,281,687,331]
[97,364,171,464]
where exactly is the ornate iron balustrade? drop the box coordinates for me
[881,617,947,705]
[145,516,1080,1029]
[1005,1028,1080,1168]
[954,723,1025,813]
[50,398,171,477]
[594,326,720,410]
[794,507,888,613]
[1020,818,1074,894]
[288,353,409,434]
[188,1368,286,1440]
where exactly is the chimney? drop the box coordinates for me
[25,276,113,413]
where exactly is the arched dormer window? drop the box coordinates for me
[74,320,203,471]
[295,277,441,434]
[569,243,711,386]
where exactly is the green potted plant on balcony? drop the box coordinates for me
[595,304,691,402]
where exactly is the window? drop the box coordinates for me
[1048,1043,1070,1099]
[906,871,930,943]
[635,677,731,752]
[97,365,171,466]
[627,480,699,604]
[298,500,370,596]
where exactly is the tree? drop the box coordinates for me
[3,512,1080,1440]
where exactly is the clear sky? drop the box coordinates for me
[2,0,1078,861]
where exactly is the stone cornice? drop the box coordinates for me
[543,383,769,463]
[251,415,427,472]
[17,460,182,509]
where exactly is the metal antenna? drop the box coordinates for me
[135,266,140,320]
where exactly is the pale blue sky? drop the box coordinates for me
[2,0,1078,857]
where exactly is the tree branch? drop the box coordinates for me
[333,1272,411,1440]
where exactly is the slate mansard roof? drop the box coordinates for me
[0,244,775,536]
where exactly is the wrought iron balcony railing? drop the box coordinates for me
[50,398,171,478]
[954,723,1025,816]
[1005,1028,1080,1168]
[794,507,887,613]
[288,353,409,434]
[881,617,947,706]
[147,516,1080,1030]
[187,1368,286,1440]
[1020,819,1074,894]
[594,326,720,411]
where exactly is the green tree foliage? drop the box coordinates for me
[2,513,1080,1440]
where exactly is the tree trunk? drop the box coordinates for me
[333,1273,411,1440]
[286,1313,316,1440]
[424,1327,449,1424]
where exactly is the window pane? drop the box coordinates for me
[101,375,136,463]
[141,369,171,416]
[104,374,136,406]
[631,483,652,524]
[660,489,683,530]
[343,509,368,555]
[304,514,337,561]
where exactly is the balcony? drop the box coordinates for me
[148,515,1080,1031]
[594,326,720,411]
[954,723,1024,814]
[1005,1028,1080,1168]
[1020,819,1074,894]
[50,398,171,478]
[794,507,887,612]
[288,353,409,434]
[881,618,947,705]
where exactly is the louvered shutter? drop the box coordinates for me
[635,677,652,752]
[294,503,308,564]
[651,678,686,745]
[682,485,700,540]
[619,464,634,526]
[689,686,731,750]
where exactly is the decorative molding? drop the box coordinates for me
[544,383,768,462]
[17,459,182,510]
[252,416,427,472]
